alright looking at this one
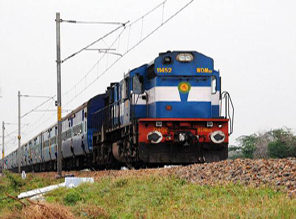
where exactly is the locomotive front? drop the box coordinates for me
[135,51,231,163]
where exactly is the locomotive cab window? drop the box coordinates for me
[125,77,129,98]
[211,76,217,94]
[110,88,114,104]
[147,64,156,80]
[132,74,143,94]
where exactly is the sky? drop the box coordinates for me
[0,0,296,155]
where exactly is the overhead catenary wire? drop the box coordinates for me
[8,98,56,148]
[61,27,126,97]
[61,0,171,102]
[5,124,29,138]
[2,125,29,153]
[21,95,55,118]
[64,27,127,107]
[2,95,55,150]
[126,0,194,53]
[24,111,56,137]
[4,130,17,144]
[63,0,194,107]
[61,21,129,63]
[62,27,126,102]
[129,0,167,26]
[23,100,56,137]
[5,0,194,154]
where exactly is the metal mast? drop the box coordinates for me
[56,12,62,177]
[18,91,21,173]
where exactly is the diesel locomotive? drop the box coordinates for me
[2,50,234,172]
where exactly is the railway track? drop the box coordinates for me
[31,158,295,197]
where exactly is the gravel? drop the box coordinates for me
[175,158,296,197]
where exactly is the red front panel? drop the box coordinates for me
[138,118,229,144]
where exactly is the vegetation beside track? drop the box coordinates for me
[0,170,295,219]
[229,127,296,159]
[0,171,62,214]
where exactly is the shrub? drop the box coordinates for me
[233,128,296,159]
[63,190,82,206]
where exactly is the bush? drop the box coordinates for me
[237,134,257,158]
[268,141,290,158]
[63,190,82,206]
[233,128,296,159]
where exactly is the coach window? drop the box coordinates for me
[211,76,217,94]
[133,74,143,94]
[121,82,125,99]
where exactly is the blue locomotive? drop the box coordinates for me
[2,51,233,172]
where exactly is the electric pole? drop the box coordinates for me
[2,122,4,175]
[18,91,21,173]
[53,13,125,177]
[56,12,62,177]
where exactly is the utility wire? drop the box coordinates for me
[14,98,55,147]
[62,0,171,106]
[63,0,194,107]
[5,124,29,138]
[61,0,170,101]
[61,21,129,63]
[23,100,55,137]
[25,111,56,136]
[61,0,166,63]
[62,27,126,101]
[130,0,167,26]
[126,0,194,53]
[21,96,55,118]
[63,28,126,107]
[4,130,17,143]
[6,0,194,152]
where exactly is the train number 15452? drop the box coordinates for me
[156,67,172,73]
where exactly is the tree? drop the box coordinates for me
[228,145,242,159]
[237,134,257,158]
[233,127,296,159]
[268,128,296,158]
[253,132,271,159]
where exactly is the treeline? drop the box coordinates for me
[229,128,296,159]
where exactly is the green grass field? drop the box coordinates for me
[0,172,295,219]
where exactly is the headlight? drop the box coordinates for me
[179,133,186,142]
[163,56,172,64]
[147,131,163,144]
[210,131,225,144]
[176,53,194,62]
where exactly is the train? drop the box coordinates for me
[1,50,234,172]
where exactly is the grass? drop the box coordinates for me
[0,171,63,215]
[46,176,296,219]
[0,172,295,219]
